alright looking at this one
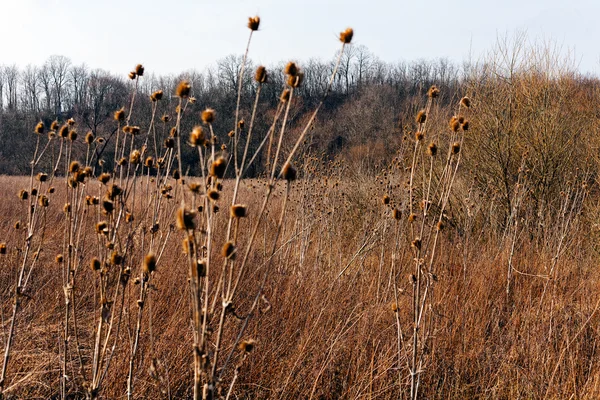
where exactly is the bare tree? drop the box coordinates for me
[46,55,72,116]
[4,65,19,111]
[21,65,41,114]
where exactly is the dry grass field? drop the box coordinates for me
[1,18,600,400]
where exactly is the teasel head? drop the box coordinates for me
[114,108,125,122]
[382,194,391,205]
[34,121,44,135]
[129,126,141,135]
[169,127,178,138]
[461,120,469,131]
[130,150,141,165]
[175,80,191,98]
[176,207,197,230]
[36,172,48,182]
[64,202,71,213]
[339,28,354,44]
[452,142,461,155]
[428,85,440,98]
[284,62,298,77]
[59,124,69,138]
[416,110,427,124]
[201,108,215,124]
[150,90,163,101]
[190,126,205,146]
[188,182,201,193]
[428,142,437,157]
[69,161,80,174]
[436,221,445,231]
[247,16,260,31]
[68,177,78,188]
[102,198,114,214]
[182,236,195,255]
[125,212,134,223]
[161,114,170,123]
[143,253,157,274]
[415,131,424,142]
[144,157,154,168]
[18,190,28,200]
[392,208,402,220]
[287,71,304,88]
[282,162,297,181]
[48,186,56,193]
[411,238,422,250]
[110,251,123,266]
[255,65,268,83]
[68,129,78,141]
[238,339,256,353]
[99,173,111,184]
[128,71,136,80]
[207,188,220,201]
[222,241,236,259]
[0,243,6,255]
[89,257,101,272]
[14,221,20,230]
[460,97,471,108]
[31,188,38,196]
[449,116,460,132]
[56,254,64,264]
[67,118,75,126]
[280,89,291,103]
[408,213,416,223]
[164,137,175,149]
[134,64,144,76]
[196,259,207,277]
[85,131,95,144]
[50,120,59,131]
[173,169,181,180]
[38,195,49,208]
[108,184,123,199]
[231,204,248,218]
[209,157,227,179]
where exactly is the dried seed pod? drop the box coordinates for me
[339,28,353,44]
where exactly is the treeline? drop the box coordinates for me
[0,46,466,174]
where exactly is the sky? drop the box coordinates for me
[1,0,599,76]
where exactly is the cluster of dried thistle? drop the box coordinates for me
[0,17,362,400]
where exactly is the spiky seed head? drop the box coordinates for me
[238,339,256,353]
[189,96,196,104]
[416,110,427,124]
[108,184,123,200]
[280,89,291,103]
[339,28,354,44]
[59,125,69,138]
[143,253,157,274]
[110,251,123,266]
[150,90,163,101]
[461,120,469,131]
[284,62,298,77]
[128,71,136,80]
[222,241,236,259]
[210,157,227,179]
[207,189,220,201]
[85,132,95,144]
[0,243,6,254]
[408,213,416,223]
[48,131,56,139]
[102,198,114,214]
[428,85,440,98]
[392,208,402,220]
[169,127,178,138]
[90,257,101,271]
[390,302,399,312]
[68,130,78,141]
[382,195,390,205]
[50,120,59,131]
[411,238,422,250]
[161,114,170,123]
[31,188,38,196]
[282,163,297,181]
[415,131,424,141]
[69,161,80,174]
[37,172,48,182]
[188,182,201,193]
[428,142,437,157]
[56,254,64,263]
[64,202,71,213]
[125,212,134,223]
[213,205,219,213]
[67,118,75,126]
[247,16,260,31]
[231,204,248,218]
[176,207,197,230]
[134,64,144,76]
[255,65,268,83]
[38,195,49,208]
[287,71,304,88]
[130,126,141,135]
[452,142,461,155]
[190,126,205,146]
[114,108,125,122]
[99,173,111,184]
[164,137,175,149]
[458,116,465,124]
[436,221,445,231]
[460,97,471,108]
[18,190,28,200]
[14,221,20,229]
[175,80,191,98]
[449,116,460,132]
[201,108,215,124]
[130,150,141,164]
[196,259,207,277]
[216,182,223,191]
[35,121,45,135]
[173,169,181,180]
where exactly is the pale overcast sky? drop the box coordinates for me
[1,0,599,75]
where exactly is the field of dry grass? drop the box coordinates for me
[1,17,600,400]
